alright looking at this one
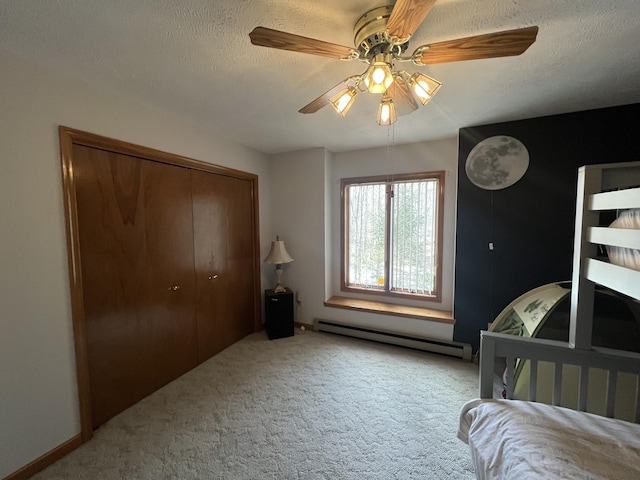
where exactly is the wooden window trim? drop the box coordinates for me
[324,296,454,324]
[340,171,445,303]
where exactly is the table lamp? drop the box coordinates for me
[264,236,293,293]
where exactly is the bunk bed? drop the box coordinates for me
[458,161,640,479]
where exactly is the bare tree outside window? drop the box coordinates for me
[347,183,386,289]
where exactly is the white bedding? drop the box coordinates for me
[458,398,640,480]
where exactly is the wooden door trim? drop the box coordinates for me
[61,127,258,180]
[59,126,262,443]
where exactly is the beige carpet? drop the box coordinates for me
[33,330,478,479]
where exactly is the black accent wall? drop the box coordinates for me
[454,103,640,351]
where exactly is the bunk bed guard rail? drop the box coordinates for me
[479,331,640,422]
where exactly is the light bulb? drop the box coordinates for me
[336,92,352,111]
[414,80,431,102]
[372,67,386,85]
[380,104,390,123]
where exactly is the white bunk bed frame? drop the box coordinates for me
[479,161,640,421]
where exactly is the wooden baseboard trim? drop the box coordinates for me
[4,434,83,480]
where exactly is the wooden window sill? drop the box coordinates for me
[324,296,454,325]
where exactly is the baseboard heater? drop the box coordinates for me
[314,319,472,360]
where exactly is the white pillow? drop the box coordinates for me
[607,209,640,271]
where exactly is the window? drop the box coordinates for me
[341,171,444,301]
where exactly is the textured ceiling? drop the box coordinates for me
[2,0,640,154]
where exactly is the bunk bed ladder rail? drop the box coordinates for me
[570,164,640,349]
[480,331,640,423]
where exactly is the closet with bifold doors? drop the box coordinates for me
[60,127,261,437]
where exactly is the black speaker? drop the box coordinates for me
[264,289,294,340]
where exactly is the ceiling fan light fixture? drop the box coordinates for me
[410,72,442,105]
[329,86,358,117]
[377,94,397,126]
[249,5,538,128]
[363,54,394,94]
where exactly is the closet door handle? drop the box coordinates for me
[208,274,219,280]
[168,285,181,291]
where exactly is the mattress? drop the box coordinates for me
[458,398,640,480]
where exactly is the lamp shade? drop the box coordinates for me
[363,54,394,94]
[377,94,397,126]
[264,237,294,264]
[330,86,358,117]
[410,72,442,105]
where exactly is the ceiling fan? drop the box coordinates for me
[249,0,538,126]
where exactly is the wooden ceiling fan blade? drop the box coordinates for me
[299,78,354,114]
[413,26,539,64]
[386,0,437,43]
[249,27,358,60]
[387,80,419,116]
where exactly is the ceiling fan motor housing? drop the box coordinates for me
[354,5,408,61]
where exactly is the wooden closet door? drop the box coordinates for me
[191,170,256,362]
[73,145,198,428]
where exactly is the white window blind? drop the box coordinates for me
[347,183,386,289]
[390,179,438,295]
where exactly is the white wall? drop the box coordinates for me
[267,148,329,326]
[0,49,271,478]
[269,138,459,341]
